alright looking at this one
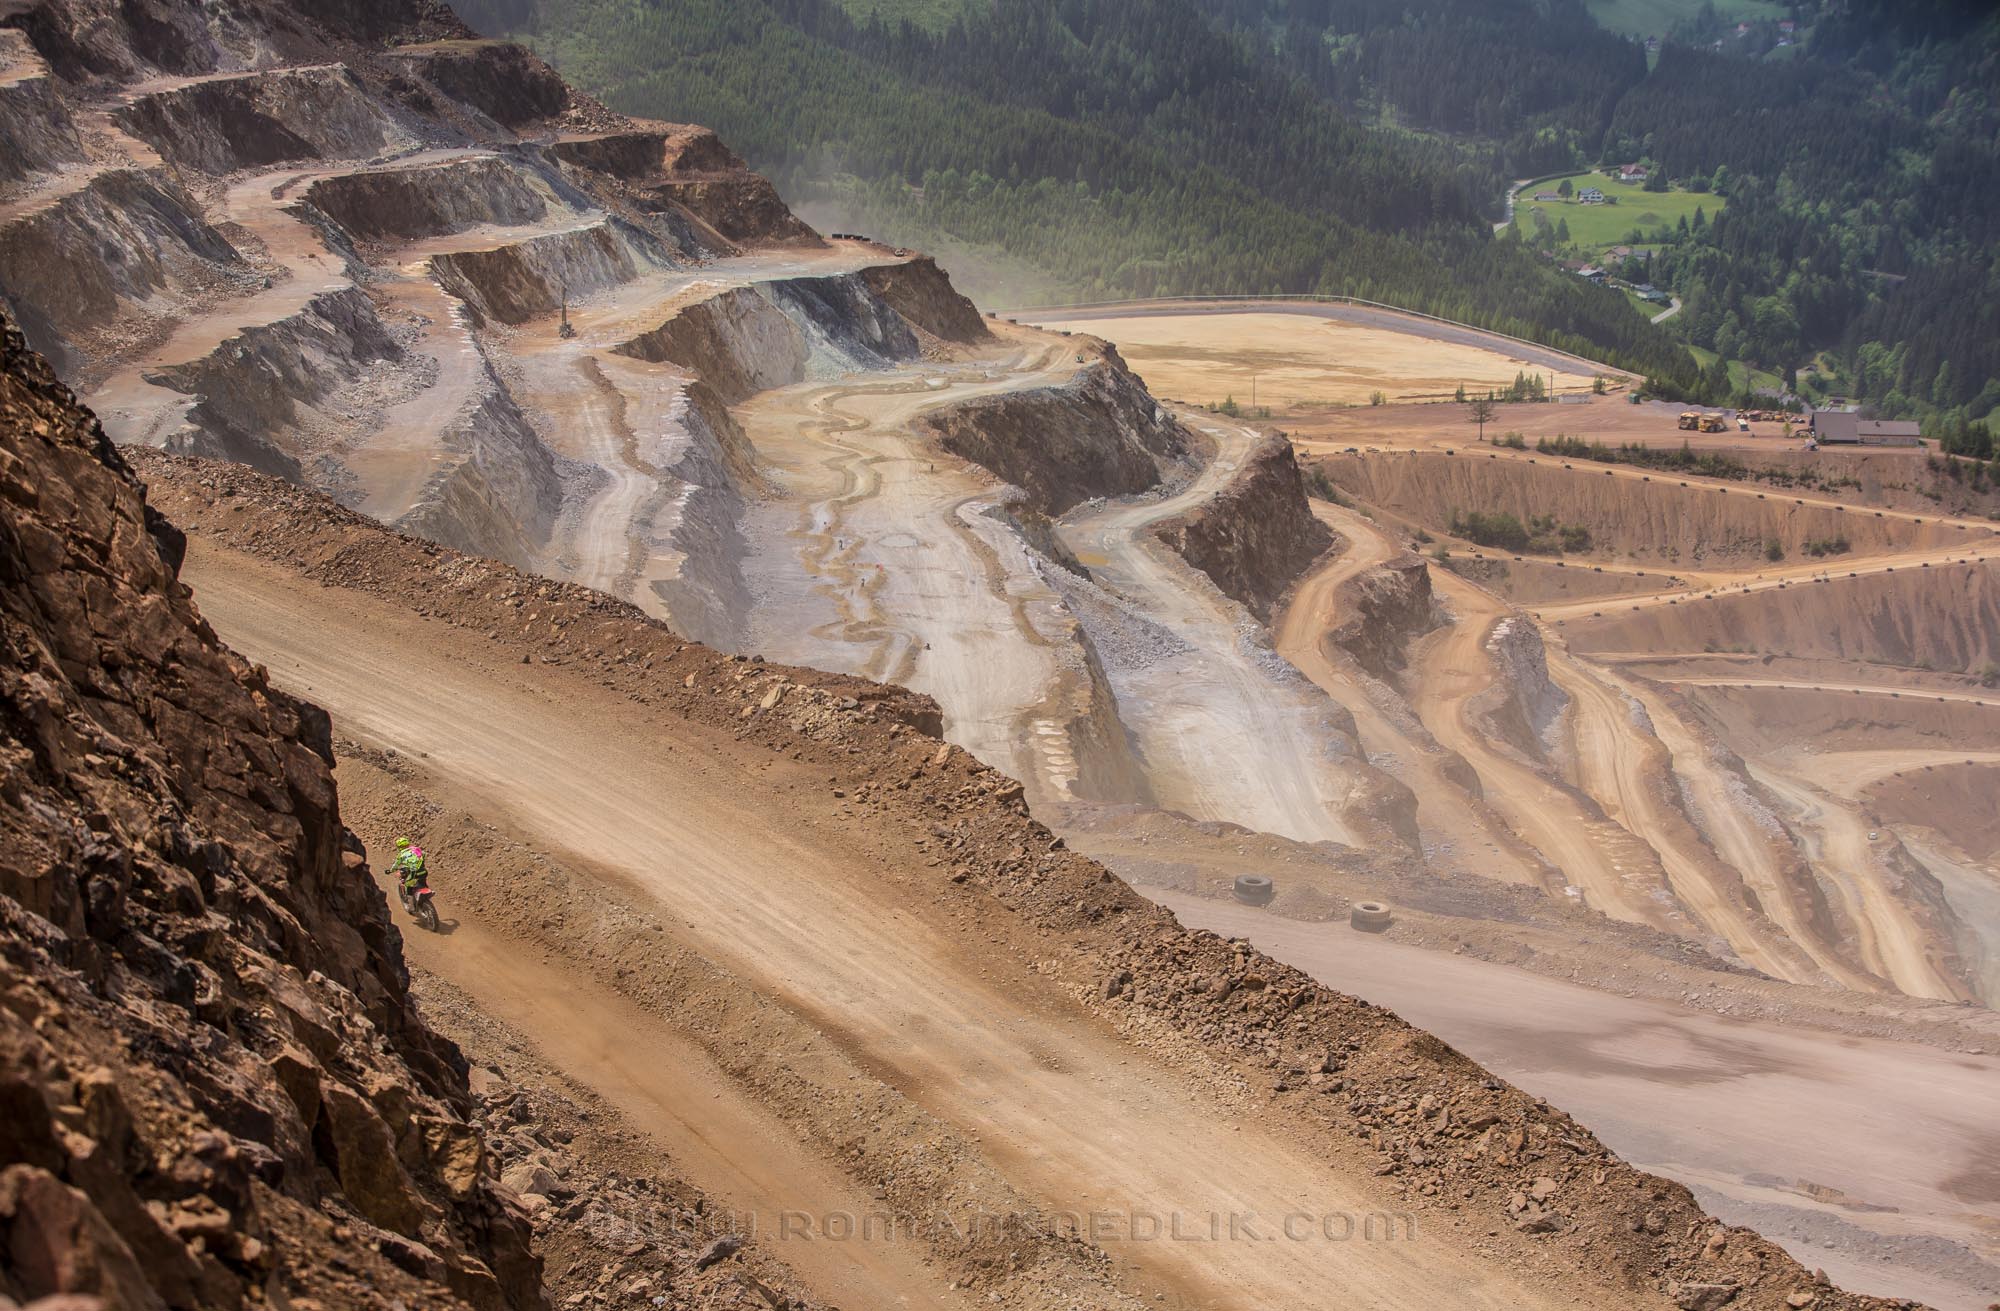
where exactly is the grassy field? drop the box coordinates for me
[1621,288,1666,319]
[1584,0,1785,39]
[1688,344,1786,396]
[1517,172,1723,251]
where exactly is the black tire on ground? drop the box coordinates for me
[1350,901,1392,932]
[417,899,439,932]
[1233,874,1275,906]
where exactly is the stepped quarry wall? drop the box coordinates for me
[118,66,415,174]
[1315,450,1972,564]
[384,40,570,128]
[614,272,923,403]
[398,378,573,569]
[150,285,400,479]
[0,44,83,182]
[301,154,566,241]
[0,169,243,373]
[1571,559,2000,675]
[917,347,1189,514]
[860,257,991,343]
[428,219,656,326]
[1150,433,1331,621]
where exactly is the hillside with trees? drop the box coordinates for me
[1612,15,2000,432]
[448,0,1702,391]
[451,0,2000,423]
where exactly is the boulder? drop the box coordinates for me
[1673,1283,1740,1311]
[319,1081,428,1236]
[502,1162,561,1198]
[0,1166,162,1310]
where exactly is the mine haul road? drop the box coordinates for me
[181,541,1632,1311]
[1059,420,1373,846]
[738,337,1098,802]
[1155,892,2000,1311]
[1273,499,1551,887]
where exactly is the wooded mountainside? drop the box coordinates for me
[452,0,2000,422]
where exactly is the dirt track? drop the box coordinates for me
[1152,893,2000,1311]
[1060,420,1375,844]
[18,15,1990,1310]
[1669,678,2000,709]
[738,332,1104,801]
[181,541,1621,1311]
[1275,500,1551,885]
[1418,566,1682,924]
[1277,495,1986,1001]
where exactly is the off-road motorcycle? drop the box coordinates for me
[391,870,440,932]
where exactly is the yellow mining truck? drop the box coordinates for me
[1677,411,1700,430]
[1698,413,1729,433]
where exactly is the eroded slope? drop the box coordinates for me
[130,441,1923,1311]
[0,314,541,1311]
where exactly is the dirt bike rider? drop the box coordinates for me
[390,837,429,900]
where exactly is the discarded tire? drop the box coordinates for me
[1350,901,1392,932]
[1233,874,1275,906]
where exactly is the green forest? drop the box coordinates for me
[452,0,2000,427]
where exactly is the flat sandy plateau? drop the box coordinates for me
[1024,306,1605,407]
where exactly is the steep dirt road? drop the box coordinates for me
[397,912,965,1311]
[1060,422,1371,845]
[738,336,1114,802]
[1415,567,1679,923]
[1595,667,1882,990]
[1274,500,1547,883]
[1748,765,1965,1000]
[1152,893,2000,1311]
[182,543,1609,1311]
[1544,649,1813,981]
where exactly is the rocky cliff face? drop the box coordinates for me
[1150,432,1332,621]
[589,123,822,247]
[1476,612,1571,764]
[1331,552,1438,678]
[0,314,541,1308]
[860,257,993,344]
[917,345,1189,514]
